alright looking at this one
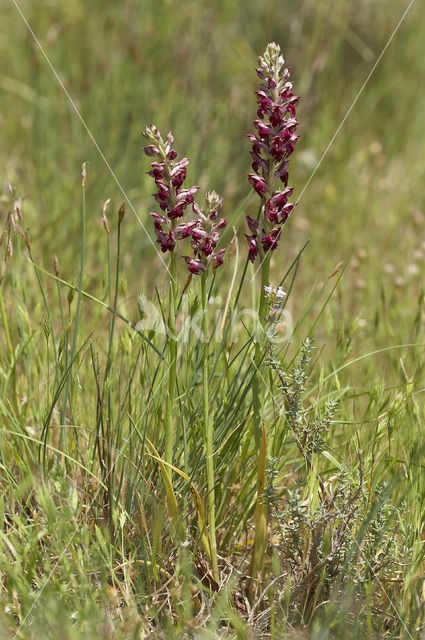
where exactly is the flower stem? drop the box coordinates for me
[250,250,271,587]
[252,252,271,446]
[58,173,86,457]
[201,272,219,583]
[164,252,177,473]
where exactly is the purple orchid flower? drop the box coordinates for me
[142,124,200,253]
[246,43,300,262]
[182,191,227,275]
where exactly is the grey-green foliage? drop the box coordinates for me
[263,340,412,626]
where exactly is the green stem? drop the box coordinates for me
[250,251,271,588]
[201,272,219,583]
[0,288,12,355]
[0,287,18,415]
[252,252,271,447]
[164,253,177,470]
[60,177,86,452]
[104,216,122,533]
[27,250,59,371]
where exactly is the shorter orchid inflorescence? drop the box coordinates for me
[142,124,200,254]
[142,129,226,584]
[246,42,300,262]
[143,125,227,277]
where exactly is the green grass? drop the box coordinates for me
[1,1,425,638]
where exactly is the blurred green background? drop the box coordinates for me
[1,0,424,333]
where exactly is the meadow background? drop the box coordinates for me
[1,0,425,638]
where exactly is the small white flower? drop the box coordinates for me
[264,284,287,300]
[276,286,286,300]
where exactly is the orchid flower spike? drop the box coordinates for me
[246,43,300,261]
[142,124,200,253]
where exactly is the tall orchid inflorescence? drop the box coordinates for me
[246,43,300,262]
[183,191,227,275]
[142,125,200,253]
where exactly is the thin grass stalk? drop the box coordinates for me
[27,247,59,372]
[54,259,69,427]
[30,260,163,356]
[0,289,12,355]
[60,165,87,449]
[0,287,19,414]
[201,271,219,582]
[90,212,111,475]
[104,213,122,532]
[106,222,112,335]
[54,256,66,338]
[40,337,91,472]
[26,244,64,470]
